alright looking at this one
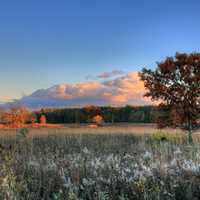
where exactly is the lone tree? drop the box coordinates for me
[139,52,200,143]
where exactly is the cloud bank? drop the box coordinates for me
[8,72,152,109]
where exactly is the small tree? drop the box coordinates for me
[92,115,104,126]
[40,115,47,124]
[139,53,200,143]
[2,107,30,128]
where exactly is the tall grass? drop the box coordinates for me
[0,128,200,199]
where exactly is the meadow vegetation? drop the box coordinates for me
[1,128,200,200]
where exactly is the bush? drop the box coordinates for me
[40,115,47,124]
[92,115,104,126]
[149,131,181,143]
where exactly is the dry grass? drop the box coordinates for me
[0,123,184,138]
[1,124,200,199]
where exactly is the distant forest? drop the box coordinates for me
[35,105,170,124]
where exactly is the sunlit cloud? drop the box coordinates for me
[12,72,153,109]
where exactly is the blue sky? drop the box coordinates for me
[0,0,200,100]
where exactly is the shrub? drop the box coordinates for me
[1,107,30,128]
[40,115,47,124]
[92,115,104,126]
[149,131,181,143]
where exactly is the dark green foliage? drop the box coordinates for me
[35,105,163,124]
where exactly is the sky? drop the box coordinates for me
[0,0,200,103]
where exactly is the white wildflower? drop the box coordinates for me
[182,159,199,173]
[143,151,152,160]
[124,153,134,160]
[82,147,90,154]
[82,178,95,186]
[124,167,131,173]
[44,160,57,171]
[170,158,177,167]
[174,147,182,156]
[28,160,40,168]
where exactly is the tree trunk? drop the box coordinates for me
[187,118,193,144]
[188,129,193,144]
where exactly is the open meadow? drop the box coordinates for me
[1,124,200,200]
[0,124,183,137]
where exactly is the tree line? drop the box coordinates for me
[0,102,193,128]
[35,104,199,128]
[0,105,169,127]
[35,105,166,124]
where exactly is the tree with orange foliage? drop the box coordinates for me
[92,115,104,126]
[2,107,30,128]
[139,52,200,143]
[40,115,47,124]
[84,105,101,123]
